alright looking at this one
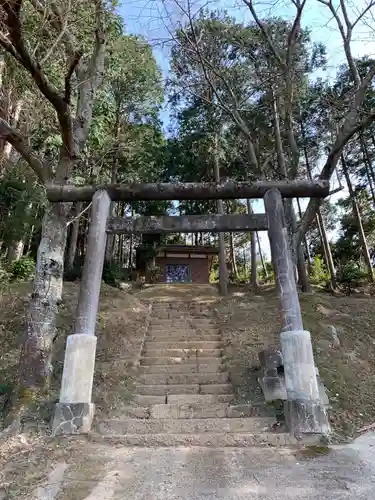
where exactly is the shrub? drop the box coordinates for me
[147,265,162,284]
[0,260,11,283]
[102,261,128,286]
[10,256,35,281]
[260,262,275,283]
[310,255,330,284]
[64,255,85,282]
[337,262,367,295]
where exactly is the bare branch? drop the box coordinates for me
[352,0,375,29]
[66,201,92,227]
[172,2,260,172]
[1,0,73,156]
[297,63,375,242]
[0,32,22,63]
[0,116,52,183]
[28,0,76,56]
[73,0,106,153]
[65,51,82,104]
[241,0,285,68]
[286,0,306,67]
[317,0,374,86]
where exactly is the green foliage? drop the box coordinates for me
[64,256,85,282]
[0,261,11,283]
[102,261,129,286]
[334,190,375,264]
[9,256,35,281]
[147,265,162,284]
[260,262,275,283]
[0,168,44,257]
[337,262,367,295]
[310,255,329,284]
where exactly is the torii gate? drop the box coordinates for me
[49,180,330,437]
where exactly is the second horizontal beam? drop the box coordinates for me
[107,214,268,234]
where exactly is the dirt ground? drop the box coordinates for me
[1,282,375,498]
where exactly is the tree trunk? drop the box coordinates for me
[6,239,25,263]
[297,245,311,292]
[213,134,228,296]
[66,201,82,273]
[18,203,68,398]
[296,198,312,276]
[303,142,336,288]
[128,207,134,268]
[6,200,33,264]
[2,99,23,160]
[256,232,267,278]
[316,207,337,289]
[250,231,259,292]
[284,198,311,292]
[26,224,35,255]
[272,90,310,292]
[104,164,118,264]
[360,134,375,207]
[229,232,239,279]
[247,200,260,292]
[341,153,374,282]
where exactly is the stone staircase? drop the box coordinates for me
[96,300,309,447]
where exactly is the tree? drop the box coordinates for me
[0,0,112,408]
[297,0,375,241]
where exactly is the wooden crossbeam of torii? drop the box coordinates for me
[107,214,268,234]
[46,179,330,202]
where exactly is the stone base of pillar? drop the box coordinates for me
[284,399,331,435]
[52,402,95,435]
[52,334,97,435]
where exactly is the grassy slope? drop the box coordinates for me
[0,281,149,425]
[217,286,375,441]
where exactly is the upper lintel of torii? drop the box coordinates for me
[45,179,330,203]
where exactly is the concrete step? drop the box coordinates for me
[133,395,167,405]
[144,340,220,350]
[140,357,223,367]
[144,348,222,357]
[137,372,229,385]
[91,432,311,447]
[150,319,215,325]
[139,364,224,374]
[148,403,269,419]
[151,315,214,321]
[134,393,233,405]
[199,384,232,394]
[98,417,274,435]
[167,394,234,404]
[146,335,221,342]
[149,321,218,331]
[135,383,232,396]
[135,384,200,395]
[147,330,219,338]
[116,403,270,420]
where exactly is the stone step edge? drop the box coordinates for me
[110,403,271,419]
[137,373,229,384]
[88,432,321,447]
[99,417,275,432]
[134,383,233,396]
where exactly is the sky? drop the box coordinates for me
[119,0,375,260]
